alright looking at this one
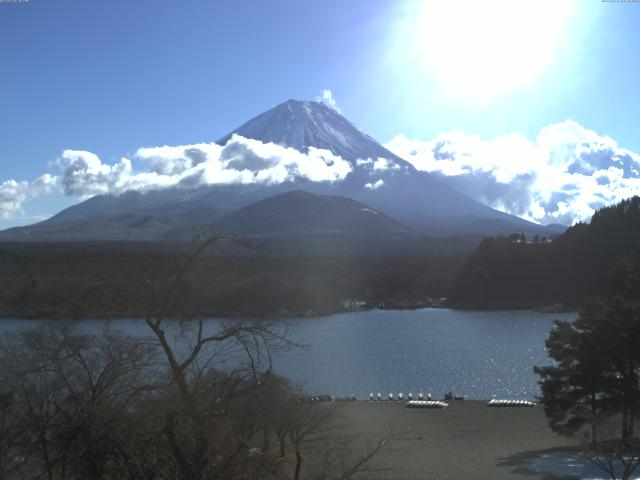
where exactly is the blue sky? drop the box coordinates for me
[1,0,640,227]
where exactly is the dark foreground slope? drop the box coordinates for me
[449,196,640,309]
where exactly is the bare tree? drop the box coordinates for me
[583,422,640,480]
[124,232,294,480]
[287,402,339,480]
[279,398,398,480]
[0,392,10,478]
[313,430,397,480]
[0,385,20,480]
[0,323,159,479]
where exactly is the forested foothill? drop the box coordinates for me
[2,196,640,319]
[449,196,640,310]
[0,240,462,320]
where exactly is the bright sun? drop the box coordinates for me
[406,0,575,100]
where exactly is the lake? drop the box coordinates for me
[0,308,576,400]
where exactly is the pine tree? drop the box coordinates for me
[535,252,640,441]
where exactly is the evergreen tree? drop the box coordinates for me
[534,302,613,439]
[535,252,640,441]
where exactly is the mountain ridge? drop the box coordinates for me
[0,99,564,244]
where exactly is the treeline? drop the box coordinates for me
[0,242,462,319]
[449,196,640,309]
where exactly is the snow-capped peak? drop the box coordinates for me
[217,99,414,169]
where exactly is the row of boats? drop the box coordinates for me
[369,392,438,402]
[406,399,537,409]
[299,395,536,408]
[487,399,536,408]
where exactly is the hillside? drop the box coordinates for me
[213,190,407,236]
[448,196,640,309]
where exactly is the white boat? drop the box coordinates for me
[406,400,448,409]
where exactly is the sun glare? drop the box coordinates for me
[408,0,575,101]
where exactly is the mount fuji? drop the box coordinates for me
[0,100,563,249]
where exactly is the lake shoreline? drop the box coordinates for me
[0,301,579,321]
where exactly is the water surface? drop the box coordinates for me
[276,308,576,399]
[0,308,576,400]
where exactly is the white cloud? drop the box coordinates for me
[0,174,59,219]
[0,180,29,219]
[355,157,402,173]
[54,136,352,198]
[31,174,59,196]
[217,135,352,183]
[0,136,354,219]
[365,179,385,190]
[135,135,352,187]
[137,143,213,176]
[2,119,638,227]
[385,120,640,225]
[373,157,389,171]
[59,151,137,196]
[316,89,339,111]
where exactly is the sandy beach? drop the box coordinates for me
[331,400,577,480]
